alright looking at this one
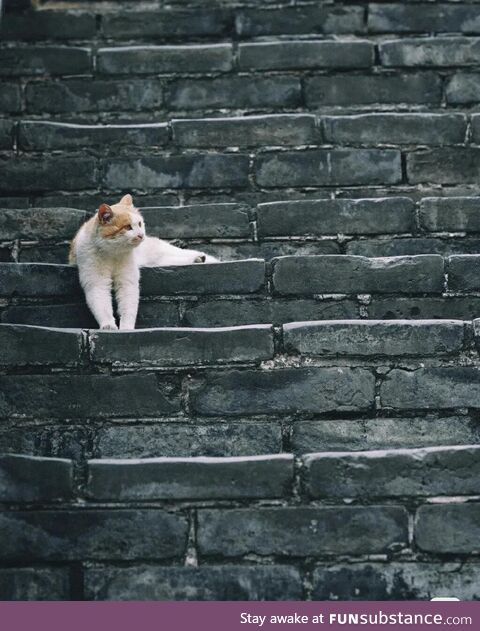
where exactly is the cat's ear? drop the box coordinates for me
[98,203,113,224]
[119,194,133,206]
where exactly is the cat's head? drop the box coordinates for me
[96,194,145,250]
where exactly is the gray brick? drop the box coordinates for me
[272,255,444,295]
[236,6,364,36]
[0,510,188,561]
[97,44,232,74]
[0,263,80,297]
[85,565,302,601]
[0,120,14,149]
[0,207,86,240]
[189,367,375,416]
[1,10,96,40]
[305,73,442,107]
[291,417,480,453]
[184,298,358,327]
[19,244,68,263]
[380,37,480,67]
[284,320,464,357]
[369,295,480,320]
[416,504,480,553]
[0,374,180,419]
[202,240,341,262]
[0,82,22,113]
[141,203,250,238]
[0,568,70,600]
[323,114,466,146]
[1,303,97,329]
[238,41,374,71]
[197,506,408,557]
[449,254,480,291]
[172,114,316,148]
[381,367,480,409]
[88,455,292,500]
[303,446,480,498]
[312,562,480,600]
[0,46,91,76]
[102,8,232,38]
[446,73,480,104]
[408,148,480,184]
[0,454,73,503]
[91,325,273,366]
[370,4,480,34]
[26,78,164,114]
[420,197,480,232]
[0,324,82,365]
[140,260,265,296]
[0,156,96,192]
[257,197,414,237]
[346,237,467,257]
[165,75,302,111]
[18,121,169,150]
[256,149,401,187]
[104,154,249,190]
[136,301,181,327]
[95,422,282,458]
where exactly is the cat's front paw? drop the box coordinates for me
[100,321,118,331]
[194,253,219,264]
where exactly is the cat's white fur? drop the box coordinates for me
[69,194,217,330]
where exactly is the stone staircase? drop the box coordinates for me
[1,0,480,602]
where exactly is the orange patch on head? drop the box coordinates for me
[99,210,133,238]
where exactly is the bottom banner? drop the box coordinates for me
[0,601,478,631]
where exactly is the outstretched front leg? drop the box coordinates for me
[114,263,140,330]
[79,271,117,330]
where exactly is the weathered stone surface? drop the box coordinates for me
[416,504,480,553]
[236,5,364,36]
[18,121,170,150]
[380,37,480,67]
[312,562,480,600]
[303,446,480,498]
[257,198,414,237]
[25,78,164,114]
[381,367,480,409]
[97,44,233,74]
[449,255,480,291]
[446,73,480,104]
[103,154,249,189]
[173,114,316,147]
[189,367,375,416]
[0,324,82,365]
[0,82,22,113]
[140,260,265,295]
[370,4,480,34]
[0,454,73,502]
[85,565,302,601]
[323,114,466,146]
[1,10,96,40]
[305,73,441,106]
[199,240,341,262]
[0,510,188,561]
[238,41,374,70]
[184,298,358,327]
[346,237,474,257]
[0,156,96,192]
[420,197,480,232]
[0,567,70,600]
[95,422,283,458]
[0,303,97,329]
[0,207,86,240]
[283,320,465,357]
[0,120,14,149]
[291,417,480,453]
[256,149,402,187]
[0,46,91,76]
[197,506,408,557]
[369,296,480,320]
[102,8,232,38]
[141,203,250,238]
[87,455,293,500]
[0,263,80,297]
[90,325,273,366]
[165,75,302,111]
[0,374,180,419]
[272,255,444,295]
[407,149,480,184]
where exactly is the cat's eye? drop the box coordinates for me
[124,224,133,231]
[139,221,142,227]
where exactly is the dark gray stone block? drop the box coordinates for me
[0,207,86,240]
[407,149,480,184]
[0,324,82,365]
[0,156,96,192]
[1,10,96,40]
[416,504,480,553]
[0,263,80,297]
[369,296,480,320]
[0,568,70,600]
[0,120,15,149]
[0,454,73,503]
[420,197,480,232]
[0,46,91,76]
[0,82,22,113]
[370,4,480,34]
[446,73,480,104]
[449,255,480,291]
[380,37,480,67]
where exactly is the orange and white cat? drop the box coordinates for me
[69,194,217,330]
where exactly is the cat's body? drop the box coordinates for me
[69,194,217,330]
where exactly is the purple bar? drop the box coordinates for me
[0,601,478,631]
